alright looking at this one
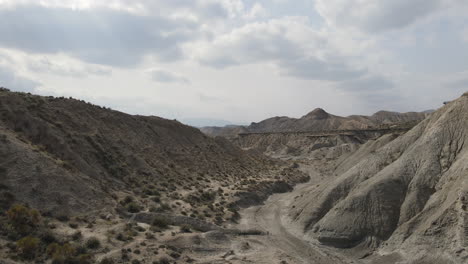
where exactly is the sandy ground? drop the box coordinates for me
[226,163,360,264]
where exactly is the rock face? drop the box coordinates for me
[232,128,408,162]
[201,108,429,138]
[289,93,468,257]
[0,89,306,216]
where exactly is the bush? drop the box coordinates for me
[156,257,171,264]
[152,217,168,229]
[74,254,93,264]
[47,242,76,263]
[40,231,57,244]
[85,237,101,249]
[123,196,133,204]
[200,191,216,202]
[126,202,141,213]
[16,236,40,259]
[56,215,70,222]
[7,204,41,235]
[169,251,181,259]
[72,231,82,241]
[100,258,115,264]
[180,224,191,233]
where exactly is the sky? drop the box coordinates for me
[0,0,467,126]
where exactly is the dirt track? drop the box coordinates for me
[236,165,357,264]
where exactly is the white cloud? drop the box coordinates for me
[0,48,111,78]
[27,57,111,78]
[0,65,40,92]
[462,27,468,43]
[244,3,267,20]
[146,69,189,84]
[315,0,446,33]
[0,0,466,123]
[190,17,366,81]
[0,0,246,19]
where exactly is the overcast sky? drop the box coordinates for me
[0,0,467,126]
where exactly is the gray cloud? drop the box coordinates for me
[27,58,112,78]
[0,66,41,92]
[449,77,468,89]
[279,57,366,81]
[0,6,199,67]
[148,69,189,84]
[198,93,224,103]
[337,75,395,91]
[196,19,366,81]
[316,0,443,33]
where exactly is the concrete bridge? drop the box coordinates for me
[237,127,413,138]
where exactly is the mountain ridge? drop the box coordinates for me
[201,108,430,138]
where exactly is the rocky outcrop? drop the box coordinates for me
[288,93,468,260]
[201,108,428,138]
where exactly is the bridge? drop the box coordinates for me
[237,126,414,138]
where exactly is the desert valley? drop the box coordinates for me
[0,88,467,264]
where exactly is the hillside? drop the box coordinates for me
[287,93,468,263]
[201,108,429,138]
[0,88,309,216]
[0,88,312,263]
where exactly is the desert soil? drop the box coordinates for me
[223,163,357,264]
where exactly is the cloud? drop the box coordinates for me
[337,75,395,91]
[0,0,243,18]
[147,69,189,84]
[191,17,366,81]
[0,5,200,67]
[461,27,468,43]
[27,57,111,78]
[0,65,40,92]
[198,93,224,103]
[449,77,468,89]
[315,0,445,33]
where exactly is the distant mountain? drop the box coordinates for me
[201,108,430,138]
[181,118,236,128]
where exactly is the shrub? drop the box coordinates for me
[72,231,82,241]
[126,202,141,213]
[156,257,171,264]
[85,237,101,249]
[152,217,168,229]
[159,203,171,212]
[200,191,216,202]
[56,215,70,222]
[7,204,41,235]
[16,236,40,259]
[74,254,93,264]
[100,258,115,264]
[180,224,191,233]
[40,231,57,244]
[169,251,181,259]
[123,196,133,204]
[47,242,76,263]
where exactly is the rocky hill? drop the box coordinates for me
[288,93,468,263]
[0,88,311,263]
[201,108,429,138]
[0,88,307,219]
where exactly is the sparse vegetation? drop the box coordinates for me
[7,204,41,236]
[46,242,76,263]
[85,237,101,249]
[152,217,169,229]
[16,236,40,259]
